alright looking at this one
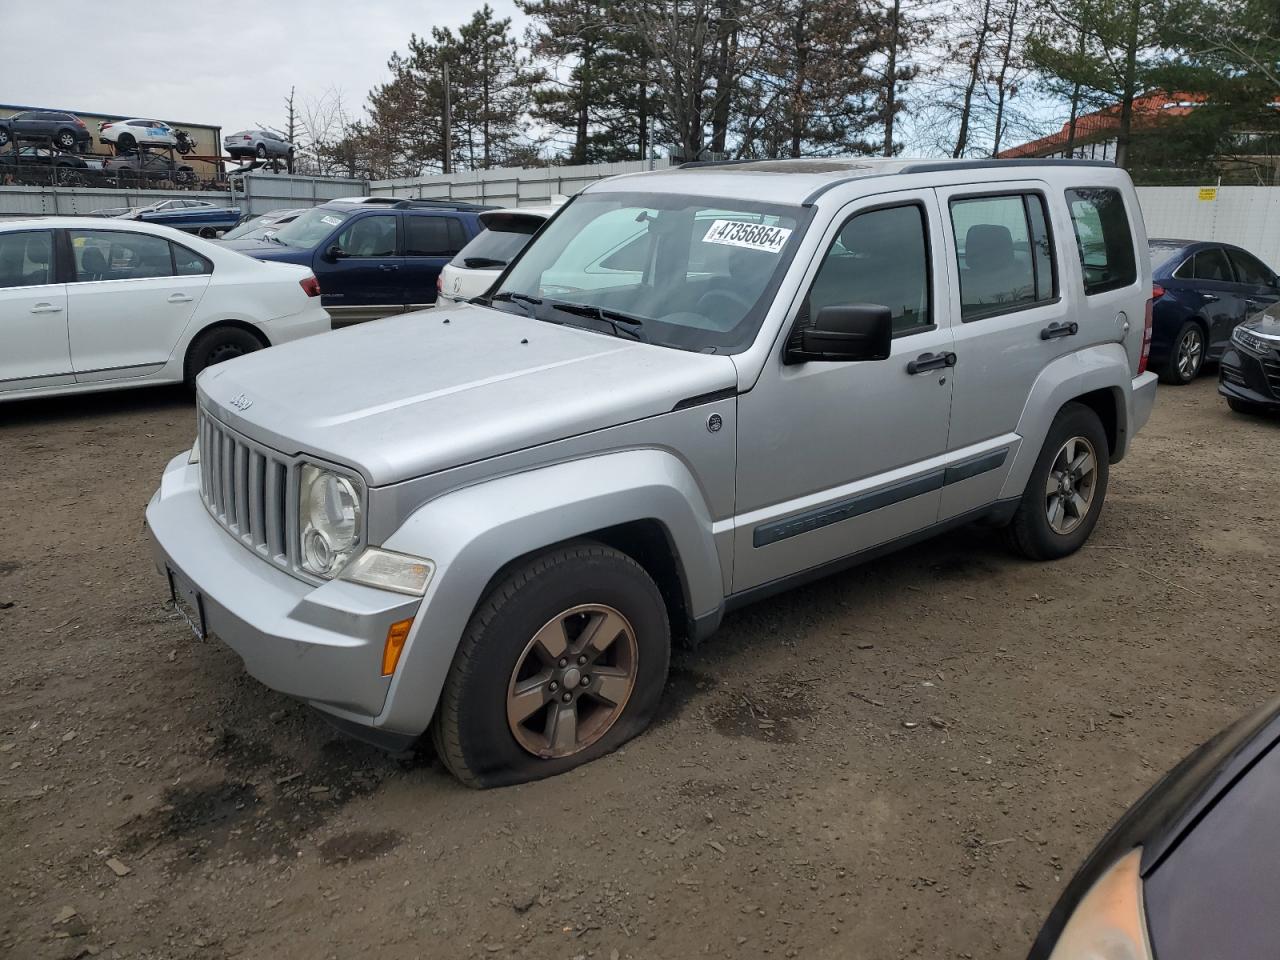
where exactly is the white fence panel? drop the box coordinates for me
[369,159,673,206]
[1135,187,1280,266]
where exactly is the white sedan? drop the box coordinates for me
[0,217,331,402]
[99,119,178,151]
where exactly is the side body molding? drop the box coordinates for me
[1001,342,1133,501]
[371,448,725,735]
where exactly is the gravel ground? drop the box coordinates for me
[2,376,1277,960]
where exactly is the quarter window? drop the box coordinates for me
[806,204,931,335]
[1065,187,1137,295]
[334,215,398,257]
[1226,248,1274,286]
[173,243,212,276]
[0,230,55,288]
[1178,248,1234,282]
[950,194,1055,321]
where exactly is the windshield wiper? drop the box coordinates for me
[548,301,646,341]
[464,256,507,269]
[486,291,543,315]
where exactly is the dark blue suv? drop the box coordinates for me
[224,198,491,324]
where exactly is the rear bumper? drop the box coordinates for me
[260,304,331,345]
[146,452,420,729]
[1129,371,1159,438]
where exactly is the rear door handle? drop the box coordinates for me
[167,293,193,303]
[1040,321,1078,340]
[30,302,63,314]
[907,351,956,375]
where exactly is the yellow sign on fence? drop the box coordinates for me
[1198,187,1218,202]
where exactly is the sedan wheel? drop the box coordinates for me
[506,604,639,759]
[1177,327,1204,380]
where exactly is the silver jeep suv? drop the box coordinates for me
[148,158,1159,787]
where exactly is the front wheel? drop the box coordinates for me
[1005,402,1110,560]
[432,543,671,788]
[1160,321,1205,384]
[0,128,10,147]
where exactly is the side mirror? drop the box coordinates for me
[787,304,893,364]
[214,230,225,239]
[323,244,345,262]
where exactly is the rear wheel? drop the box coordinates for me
[432,543,670,788]
[115,132,136,151]
[1005,402,1110,560]
[1160,321,1205,384]
[54,129,77,150]
[0,127,10,147]
[184,326,263,387]
[256,143,268,159]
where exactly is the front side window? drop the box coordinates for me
[0,231,55,288]
[1227,248,1274,286]
[333,215,398,257]
[69,230,174,281]
[1065,187,1137,295]
[492,192,804,353]
[950,194,1055,320]
[806,204,931,335]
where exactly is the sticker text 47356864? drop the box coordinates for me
[701,219,793,254]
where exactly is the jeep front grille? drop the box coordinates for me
[197,407,296,571]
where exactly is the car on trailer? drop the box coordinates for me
[99,119,180,151]
[0,110,92,152]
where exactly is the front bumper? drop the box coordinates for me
[1219,344,1280,410]
[146,451,420,730]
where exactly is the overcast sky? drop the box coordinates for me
[0,0,528,135]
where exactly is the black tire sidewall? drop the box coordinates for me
[1163,321,1204,384]
[186,327,261,384]
[1013,404,1110,560]
[439,546,670,788]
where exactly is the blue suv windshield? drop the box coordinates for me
[272,207,352,248]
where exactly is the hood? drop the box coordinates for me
[197,304,738,485]
[1242,302,1280,341]
[221,238,308,262]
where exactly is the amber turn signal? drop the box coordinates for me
[381,618,414,676]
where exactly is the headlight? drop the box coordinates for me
[298,464,364,578]
[188,435,200,464]
[339,548,435,596]
[1048,848,1151,960]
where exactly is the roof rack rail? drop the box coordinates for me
[898,158,1116,174]
[393,198,496,211]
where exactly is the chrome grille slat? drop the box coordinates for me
[197,406,297,575]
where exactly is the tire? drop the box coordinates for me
[256,143,268,159]
[54,129,76,150]
[1005,402,1110,561]
[1159,320,1205,385]
[116,133,135,151]
[184,326,264,386]
[432,542,671,789]
[1227,397,1264,416]
[0,127,9,147]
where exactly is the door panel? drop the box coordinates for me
[317,213,402,314]
[733,191,955,593]
[0,230,72,391]
[65,229,207,381]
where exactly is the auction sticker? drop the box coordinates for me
[320,215,343,226]
[702,219,792,254]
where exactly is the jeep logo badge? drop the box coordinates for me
[229,394,253,411]
[707,413,723,433]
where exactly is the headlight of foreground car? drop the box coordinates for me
[299,463,363,577]
[338,548,435,596]
[1048,848,1151,960]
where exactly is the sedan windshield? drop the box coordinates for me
[489,192,806,353]
[271,207,351,248]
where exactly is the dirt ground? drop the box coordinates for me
[1,376,1277,960]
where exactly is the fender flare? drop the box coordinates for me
[372,448,725,735]
[1000,343,1133,501]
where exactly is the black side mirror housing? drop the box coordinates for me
[786,304,893,364]
[323,244,344,262]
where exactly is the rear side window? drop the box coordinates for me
[0,230,55,288]
[807,203,931,335]
[950,193,1055,321]
[1176,248,1234,282]
[406,216,465,257]
[1065,188,1137,295]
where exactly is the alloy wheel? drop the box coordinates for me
[1177,327,1204,380]
[506,603,638,759]
[1045,436,1098,535]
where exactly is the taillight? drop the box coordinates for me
[1139,293,1155,374]
[300,276,321,298]
[1151,283,1165,299]
[436,274,443,293]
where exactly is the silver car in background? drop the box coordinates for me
[224,129,294,160]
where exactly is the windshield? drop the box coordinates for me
[271,207,351,247]
[451,218,542,269]
[490,192,805,353]
[222,212,295,241]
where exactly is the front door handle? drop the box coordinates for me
[1040,321,1079,340]
[378,264,400,272]
[1201,293,1219,303]
[30,302,63,314]
[167,293,193,303]
[907,351,956,375]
